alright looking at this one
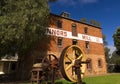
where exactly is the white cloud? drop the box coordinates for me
[107,46,116,57]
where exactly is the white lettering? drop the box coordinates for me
[47,28,103,44]
[46,28,67,37]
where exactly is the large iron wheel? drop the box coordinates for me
[42,54,59,84]
[42,54,59,70]
[60,45,86,82]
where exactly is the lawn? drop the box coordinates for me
[83,73,120,84]
[3,73,120,84]
[54,73,120,84]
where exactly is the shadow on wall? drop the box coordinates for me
[15,14,62,81]
[16,35,56,81]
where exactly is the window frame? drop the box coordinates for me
[98,58,103,68]
[86,58,92,71]
[57,37,63,47]
[85,41,90,49]
[84,27,88,34]
[72,23,78,37]
[57,20,62,28]
[72,39,78,45]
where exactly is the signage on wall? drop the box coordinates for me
[46,28,103,44]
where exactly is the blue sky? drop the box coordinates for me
[49,0,120,46]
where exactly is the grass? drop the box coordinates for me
[55,73,120,84]
[4,73,120,84]
[31,80,76,84]
[83,73,120,84]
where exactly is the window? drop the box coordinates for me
[84,27,88,34]
[72,23,77,36]
[57,37,63,46]
[72,39,77,45]
[57,20,62,28]
[86,59,92,70]
[98,59,102,68]
[85,41,89,49]
[11,62,17,71]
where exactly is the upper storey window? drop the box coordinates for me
[57,20,62,28]
[84,27,88,34]
[72,23,77,36]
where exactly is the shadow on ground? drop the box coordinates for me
[0,74,29,84]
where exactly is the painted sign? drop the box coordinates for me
[46,28,103,44]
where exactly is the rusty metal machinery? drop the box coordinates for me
[31,54,59,84]
[31,45,87,84]
[42,54,59,84]
[60,45,87,83]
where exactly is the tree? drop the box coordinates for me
[80,18,87,23]
[103,35,110,63]
[0,0,50,80]
[0,0,49,56]
[104,47,110,63]
[112,27,120,72]
[111,51,120,72]
[113,27,120,55]
[102,34,111,72]
[90,20,101,27]
[103,34,108,46]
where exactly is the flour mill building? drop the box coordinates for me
[46,12,107,76]
[0,12,107,79]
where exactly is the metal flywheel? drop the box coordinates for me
[60,45,86,82]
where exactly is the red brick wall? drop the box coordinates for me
[48,14,105,54]
[48,14,107,76]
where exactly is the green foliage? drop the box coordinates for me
[0,0,49,56]
[102,34,108,46]
[80,18,87,23]
[90,20,101,27]
[113,27,120,52]
[102,34,110,63]
[111,51,120,64]
[104,47,110,63]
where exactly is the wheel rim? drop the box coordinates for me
[60,45,86,82]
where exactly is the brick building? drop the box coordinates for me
[46,12,107,76]
[0,12,107,80]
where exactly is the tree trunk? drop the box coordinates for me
[16,54,34,81]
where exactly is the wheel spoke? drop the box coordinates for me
[73,49,76,59]
[65,61,72,64]
[66,54,73,62]
[77,54,83,60]
[72,69,76,79]
[65,63,73,71]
